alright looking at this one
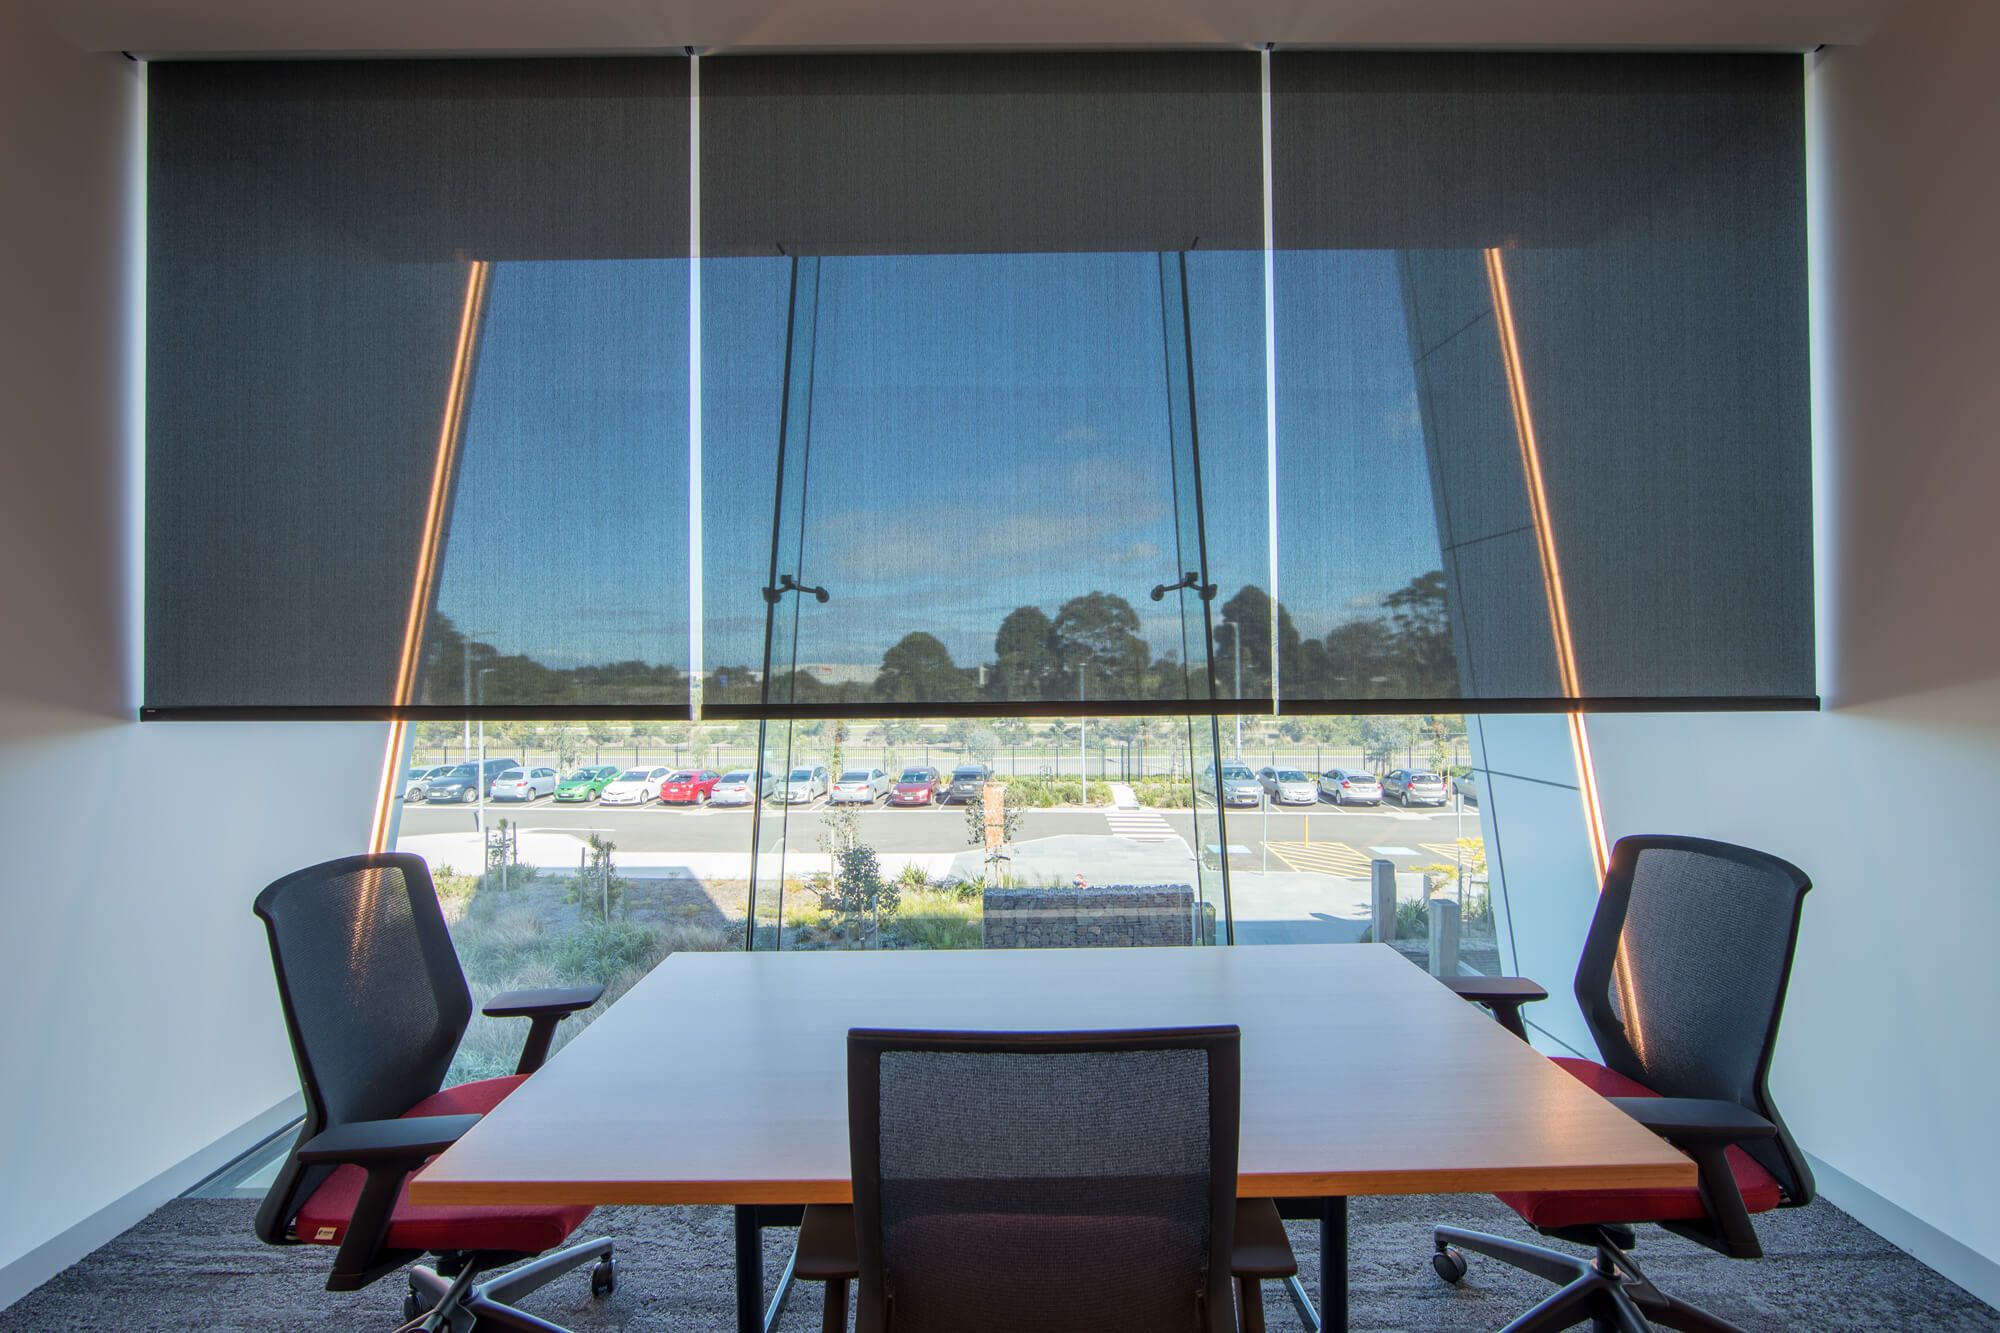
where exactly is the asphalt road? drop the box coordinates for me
[395,793,1482,870]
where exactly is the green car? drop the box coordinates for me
[554,765,623,802]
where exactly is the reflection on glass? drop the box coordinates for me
[422,259,692,708]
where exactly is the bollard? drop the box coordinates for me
[1371,859,1397,942]
[1429,895,1461,976]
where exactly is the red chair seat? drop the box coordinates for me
[295,1076,591,1255]
[1497,1058,1782,1232]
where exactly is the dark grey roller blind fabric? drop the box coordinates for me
[146,59,691,716]
[699,54,1269,716]
[1270,53,1813,710]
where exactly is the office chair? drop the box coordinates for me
[795,1026,1292,1333]
[252,852,615,1331]
[1438,835,1814,1332]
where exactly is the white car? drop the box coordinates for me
[829,767,891,804]
[711,769,773,806]
[404,763,455,801]
[780,762,831,805]
[490,766,558,801]
[1319,768,1383,805]
[599,766,670,806]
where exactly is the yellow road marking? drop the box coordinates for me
[1264,841,1374,877]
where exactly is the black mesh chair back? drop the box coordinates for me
[846,1026,1240,1333]
[251,852,472,1244]
[1577,835,1814,1204]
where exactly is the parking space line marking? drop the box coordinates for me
[1369,845,1418,856]
[1264,841,1373,877]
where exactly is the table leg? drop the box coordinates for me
[734,1205,763,1333]
[1323,1196,1349,1333]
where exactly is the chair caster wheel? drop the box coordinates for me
[591,1257,617,1298]
[403,1291,427,1320]
[1433,1246,1468,1285]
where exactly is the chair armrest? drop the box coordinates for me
[1606,1097,1777,1260]
[297,1114,482,1167]
[484,985,605,1075]
[482,984,604,1018]
[1605,1097,1777,1148]
[1439,975,1547,1040]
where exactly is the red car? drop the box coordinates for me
[657,769,720,805]
[889,766,946,806]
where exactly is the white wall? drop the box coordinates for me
[0,0,387,1305]
[1582,0,2000,1304]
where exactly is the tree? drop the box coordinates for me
[545,722,582,772]
[586,721,623,765]
[989,606,1063,700]
[1216,585,1301,698]
[880,718,921,766]
[1043,718,1075,750]
[813,845,899,947]
[873,632,976,703]
[1051,592,1149,699]
[1381,570,1458,695]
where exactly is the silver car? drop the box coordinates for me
[711,769,773,806]
[405,763,455,801]
[1257,767,1320,805]
[781,762,831,805]
[1200,763,1265,808]
[490,765,558,801]
[830,767,891,804]
[1383,769,1449,806]
[1319,768,1382,805]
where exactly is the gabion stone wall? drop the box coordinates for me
[982,884,1198,949]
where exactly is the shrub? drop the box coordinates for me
[811,845,901,946]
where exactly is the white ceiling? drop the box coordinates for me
[35,0,1904,58]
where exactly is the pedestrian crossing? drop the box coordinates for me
[1264,840,1375,878]
[1104,808,1177,841]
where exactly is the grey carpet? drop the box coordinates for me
[5,1195,1995,1331]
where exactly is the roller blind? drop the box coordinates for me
[1269,52,1813,709]
[144,51,1813,720]
[145,58,692,716]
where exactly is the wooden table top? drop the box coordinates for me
[411,944,1693,1207]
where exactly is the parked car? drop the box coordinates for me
[1199,763,1265,807]
[554,765,622,802]
[424,758,522,803]
[1257,767,1320,805]
[830,767,892,804]
[890,766,945,806]
[1319,768,1382,806]
[942,764,991,805]
[711,769,774,806]
[490,766,558,802]
[599,766,671,806]
[1454,772,1480,807]
[659,769,720,805]
[1383,769,1450,806]
[405,763,455,801]
[780,762,831,805]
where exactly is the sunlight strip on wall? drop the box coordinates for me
[371,259,492,852]
[1485,247,1608,880]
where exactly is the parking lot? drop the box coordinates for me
[396,789,1482,875]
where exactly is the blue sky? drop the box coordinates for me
[433,248,1446,678]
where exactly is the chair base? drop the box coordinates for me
[397,1235,615,1333]
[1433,1225,1749,1333]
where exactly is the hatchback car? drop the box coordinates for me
[1257,767,1320,805]
[554,765,622,802]
[943,764,991,805]
[780,762,830,805]
[890,766,945,806]
[711,769,774,806]
[490,766,558,801]
[405,764,456,801]
[1199,763,1265,807]
[1383,769,1450,806]
[599,766,671,806]
[830,768,892,804]
[659,769,720,805]
[1319,768,1383,805]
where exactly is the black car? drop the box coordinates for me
[423,757,524,803]
[942,764,991,805]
